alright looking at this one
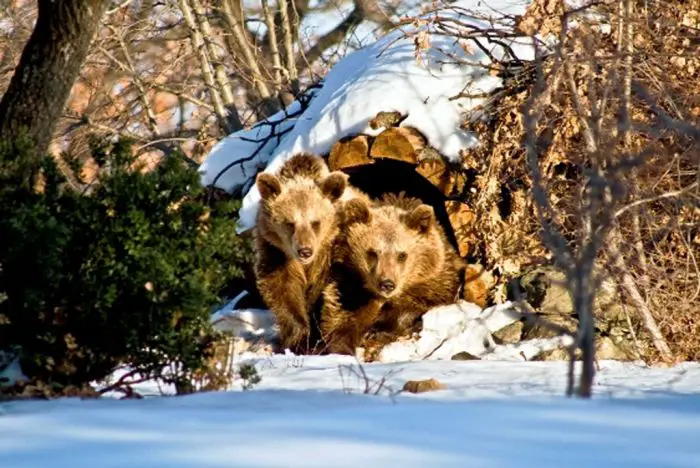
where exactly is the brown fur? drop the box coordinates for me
[321,192,465,355]
[276,152,330,182]
[253,153,367,353]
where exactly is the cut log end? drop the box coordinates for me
[369,127,426,164]
[446,201,477,258]
[462,263,495,308]
[329,134,372,171]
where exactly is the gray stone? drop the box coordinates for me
[451,351,480,361]
[492,320,524,344]
[535,335,633,362]
[596,335,632,361]
[521,313,577,340]
[511,265,631,335]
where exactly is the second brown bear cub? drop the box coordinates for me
[321,193,465,355]
[254,152,361,353]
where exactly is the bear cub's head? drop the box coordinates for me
[340,196,443,299]
[256,168,348,265]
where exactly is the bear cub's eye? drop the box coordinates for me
[397,252,408,263]
[311,220,321,232]
[284,221,295,232]
[367,249,378,262]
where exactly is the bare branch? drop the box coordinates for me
[190,0,242,131]
[179,0,233,132]
[301,8,362,67]
[106,24,160,136]
[615,181,699,218]
[278,0,297,82]
[261,0,283,90]
[220,0,275,106]
[607,227,673,360]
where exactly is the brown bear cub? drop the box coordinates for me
[254,152,366,353]
[321,193,465,356]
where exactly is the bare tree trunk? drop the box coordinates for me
[278,0,297,83]
[190,0,242,132]
[261,0,283,90]
[0,0,109,159]
[179,0,235,133]
[618,0,649,286]
[611,0,672,362]
[572,268,596,397]
[220,0,278,117]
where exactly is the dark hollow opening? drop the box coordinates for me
[498,184,512,220]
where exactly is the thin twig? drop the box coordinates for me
[614,181,699,218]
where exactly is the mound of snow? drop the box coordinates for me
[211,306,276,340]
[378,301,573,363]
[210,291,278,342]
[199,0,539,233]
[198,94,318,197]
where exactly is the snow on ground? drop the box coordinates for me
[2,358,700,467]
[218,354,700,400]
[208,297,573,365]
[378,300,574,362]
[199,0,539,232]
[210,291,279,343]
[3,298,700,466]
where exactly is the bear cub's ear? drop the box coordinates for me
[341,198,371,227]
[256,173,282,201]
[320,171,348,201]
[404,204,435,234]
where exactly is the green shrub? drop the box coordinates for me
[0,138,253,393]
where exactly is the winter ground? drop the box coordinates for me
[2,358,700,468]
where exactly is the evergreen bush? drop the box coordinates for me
[0,138,252,394]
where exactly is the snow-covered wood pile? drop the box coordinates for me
[199,0,700,364]
[197,0,550,363]
[198,0,537,233]
[197,0,613,364]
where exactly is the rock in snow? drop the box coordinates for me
[378,301,574,363]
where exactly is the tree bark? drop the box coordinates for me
[0,0,109,158]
